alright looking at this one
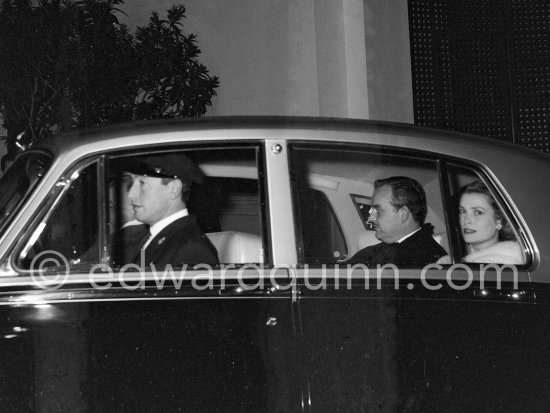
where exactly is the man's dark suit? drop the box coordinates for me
[134,215,219,267]
[79,222,149,265]
[111,223,150,266]
[347,224,446,267]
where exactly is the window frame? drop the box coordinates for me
[289,140,534,270]
[9,141,271,275]
[288,141,444,267]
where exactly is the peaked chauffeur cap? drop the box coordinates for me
[122,153,204,187]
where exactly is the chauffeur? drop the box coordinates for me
[125,153,219,267]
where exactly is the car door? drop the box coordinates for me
[288,142,549,412]
[0,141,303,411]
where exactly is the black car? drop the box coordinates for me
[0,117,549,411]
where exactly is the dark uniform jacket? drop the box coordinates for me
[111,223,150,266]
[133,215,219,267]
[79,222,149,266]
[347,224,446,267]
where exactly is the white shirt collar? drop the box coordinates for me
[121,219,144,229]
[396,227,420,244]
[143,209,189,249]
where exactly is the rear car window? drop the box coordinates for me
[289,144,446,267]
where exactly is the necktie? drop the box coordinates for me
[135,227,151,250]
[132,226,151,264]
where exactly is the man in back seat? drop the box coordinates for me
[347,176,446,267]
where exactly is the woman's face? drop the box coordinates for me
[459,192,500,252]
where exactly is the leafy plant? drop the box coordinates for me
[0,0,219,155]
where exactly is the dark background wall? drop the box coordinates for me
[409,0,550,153]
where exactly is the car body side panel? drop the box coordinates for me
[296,277,550,412]
[0,282,302,412]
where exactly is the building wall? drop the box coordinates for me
[364,0,413,122]
[119,0,413,122]
[0,1,413,160]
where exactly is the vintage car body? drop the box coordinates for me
[0,117,549,411]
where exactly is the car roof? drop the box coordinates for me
[35,116,550,163]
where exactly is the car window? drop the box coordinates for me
[17,161,99,269]
[351,194,372,229]
[442,163,528,266]
[14,146,266,271]
[289,144,446,267]
[107,147,265,267]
